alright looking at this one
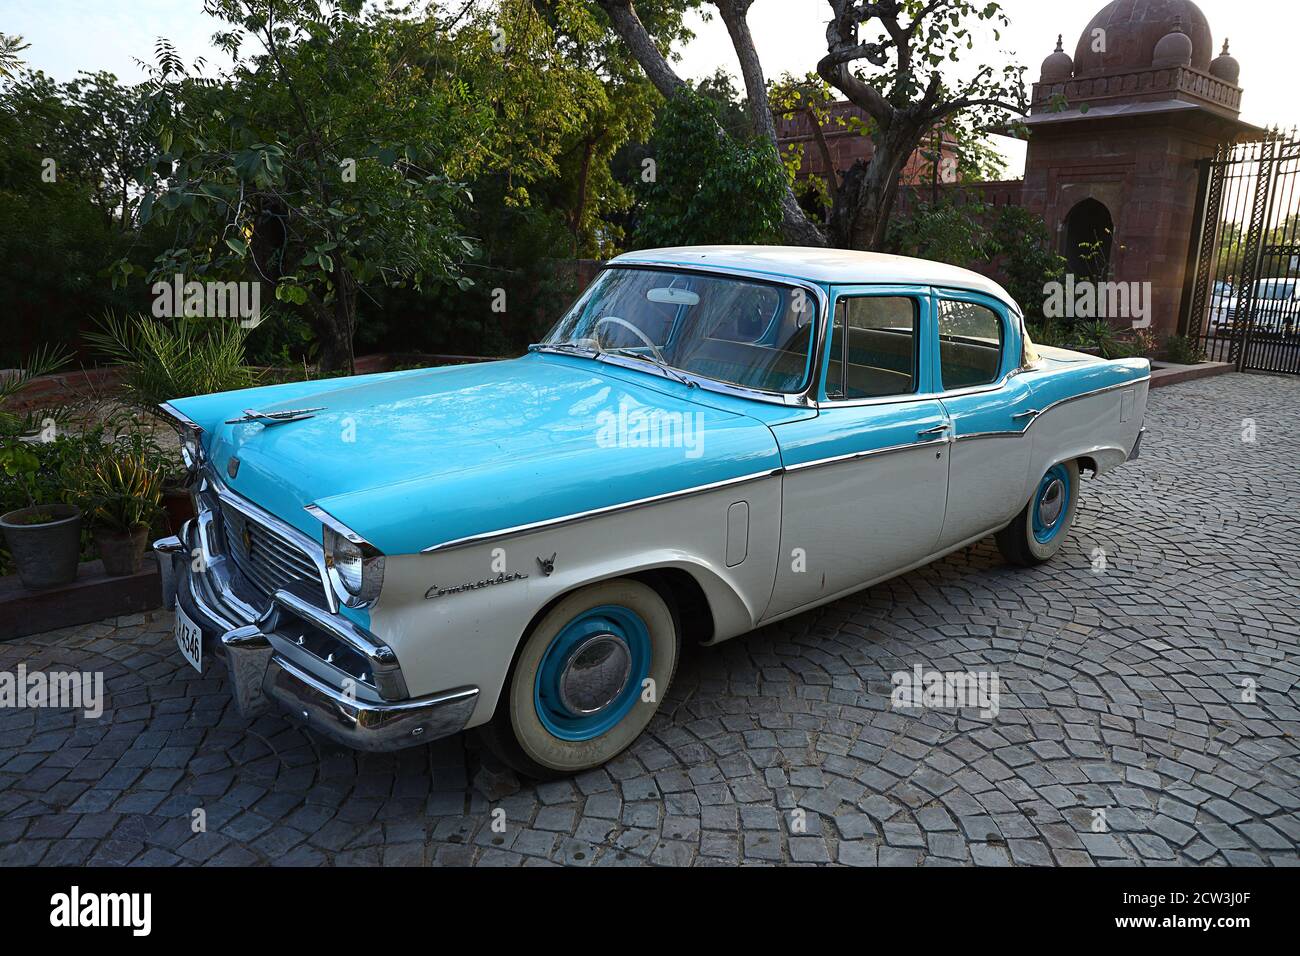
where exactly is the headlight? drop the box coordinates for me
[308,506,385,608]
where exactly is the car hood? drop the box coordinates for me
[171,353,782,555]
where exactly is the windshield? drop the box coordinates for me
[541,267,817,393]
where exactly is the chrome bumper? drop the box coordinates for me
[156,528,478,753]
[1128,426,1146,461]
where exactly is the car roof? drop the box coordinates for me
[611,245,1020,312]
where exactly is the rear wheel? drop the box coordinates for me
[477,578,679,779]
[996,460,1080,566]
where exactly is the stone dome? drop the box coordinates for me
[1073,0,1213,76]
[1210,39,1240,84]
[1152,17,1194,68]
[1040,34,1074,82]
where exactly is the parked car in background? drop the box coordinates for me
[156,247,1150,777]
[1210,276,1300,335]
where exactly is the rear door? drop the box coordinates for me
[932,289,1036,549]
[764,286,950,618]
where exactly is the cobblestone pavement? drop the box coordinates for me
[2,373,1298,867]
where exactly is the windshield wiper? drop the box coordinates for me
[605,347,696,389]
[529,342,599,357]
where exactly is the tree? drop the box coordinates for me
[128,1,491,372]
[0,33,28,80]
[596,0,1027,250]
[635,86,786,247]
[0,71,164,364]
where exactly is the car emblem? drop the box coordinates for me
[227,457,240,479]
[225,407,325,426]
[536,552,557,577]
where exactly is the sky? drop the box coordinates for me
[2,0,1295,176]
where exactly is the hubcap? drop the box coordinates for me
[533,604,652,742]
[1032,464,1072,544]
[1038,477,1065,526]
[557,633,632,715]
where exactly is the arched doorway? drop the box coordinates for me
[1062,198,1114,280]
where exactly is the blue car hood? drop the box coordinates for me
[171,353,782,555]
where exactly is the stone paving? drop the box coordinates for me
[1,372,1298,867]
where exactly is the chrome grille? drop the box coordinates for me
[220,503,325,605]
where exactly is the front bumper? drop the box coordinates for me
[157,526,478,753]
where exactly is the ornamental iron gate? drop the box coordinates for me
[1182,128,1300,374]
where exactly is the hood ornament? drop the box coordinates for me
[225,407,325,426]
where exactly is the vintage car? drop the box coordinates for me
[156,246,1149,777]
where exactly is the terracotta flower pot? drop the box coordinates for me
[162,485,196,536]
[0,504,83,589]
[94,524,150,576]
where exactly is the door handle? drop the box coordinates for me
[917,424,950,438]
[1011,408,1040,421]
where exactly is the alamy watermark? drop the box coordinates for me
[1043,274,1152,328]
[891,664,1000,718]
[0,665,103,719]
[152,273,262,329]
[596,400,705,459]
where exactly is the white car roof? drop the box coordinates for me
[611,245,1020,312]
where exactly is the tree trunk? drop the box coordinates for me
[569,137,596,255]
[829,121,926,251]
[305,269,358,374]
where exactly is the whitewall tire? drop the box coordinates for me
[478,578,679,778]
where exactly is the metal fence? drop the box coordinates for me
[1183,128,1300,374]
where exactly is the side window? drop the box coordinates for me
[826,296,918,399]
[937,299,1004,389]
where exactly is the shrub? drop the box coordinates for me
[84,311,260,411]
[1164,334,1206,365]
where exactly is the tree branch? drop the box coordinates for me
[593,0,684,100]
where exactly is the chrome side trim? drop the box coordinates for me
[783,437,944,474]
[786,375,1152,466]
[949,377,1151,442]
[420,467,784,554]
[416,375,1149,554]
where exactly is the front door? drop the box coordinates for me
[765,287,950,618]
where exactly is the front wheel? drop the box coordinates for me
[477,578,679,779]
[996,460,1080,566]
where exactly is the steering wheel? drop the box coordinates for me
[594,316,669,366]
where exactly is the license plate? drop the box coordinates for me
[174,604,203,674]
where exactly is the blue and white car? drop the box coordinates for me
[157,246,1150,777]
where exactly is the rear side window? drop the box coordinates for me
[826,296,918,399]
[937,300,1003,389]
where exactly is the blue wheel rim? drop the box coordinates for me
[534,604,651,741]
[1031,463,1071,544]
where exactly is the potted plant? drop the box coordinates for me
[77,452,164,576]
[0,345,85,589]
[87,312,261,533]
[0,442,83,589]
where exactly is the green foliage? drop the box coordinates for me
[66,450,164,533]
[84,312,261,410]
[1164,334,1207,365]
[887,198,994,266]
[634,89,786,248]
[125,3,492,370]
[0,32,29,79]
[990,205,1065,321]
[0,71,165,365]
